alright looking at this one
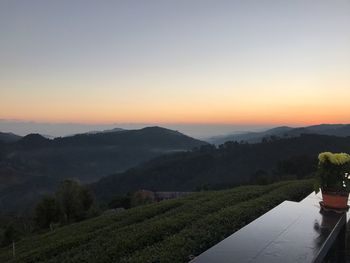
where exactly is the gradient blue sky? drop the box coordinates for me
[1,0,350,136]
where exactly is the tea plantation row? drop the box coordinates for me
[0,180,313,263]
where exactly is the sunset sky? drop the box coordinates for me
[1,0,350,132]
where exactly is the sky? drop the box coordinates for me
[1,0,350,137]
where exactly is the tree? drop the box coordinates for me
[34,179,98,229]
[80,186,94,212]
[55,179,95,223]
[1,225,17,247]
[1,224,19,257]
[35,196,61,229]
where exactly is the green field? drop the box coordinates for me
[0,180,313,263]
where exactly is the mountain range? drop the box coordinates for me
[92,134,350,203]
[207,124,350,145]
[0,127,205,214]
[2,123,350,215]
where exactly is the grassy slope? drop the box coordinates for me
[0,180,313,263]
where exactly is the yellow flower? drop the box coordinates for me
[318,152,332,163]
[318,152,350,165]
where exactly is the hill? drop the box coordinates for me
[0,127,206,215]
[0,180,313,263]
[208,124,350,144]
[0,132,22,143]
[53,126,202,149]
[93,134,350,202]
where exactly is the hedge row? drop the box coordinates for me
[0,180,313,263]
[122,180,313,262]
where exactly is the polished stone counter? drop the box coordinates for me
[191,192,348,263]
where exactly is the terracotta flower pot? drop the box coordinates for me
[321,190,349,209]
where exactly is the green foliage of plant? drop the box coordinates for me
[314,152,350,193]
[34,179,97,231]
[55,180,95,223]
[0,180,313,263]
[1,225,19,247]
[0,217,34,249]
[122,180,313,263]
[35,197,61,229]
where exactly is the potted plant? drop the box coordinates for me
[315,152,350,210]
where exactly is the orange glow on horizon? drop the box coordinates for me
[2,73,350,126]
[1,106,349,127]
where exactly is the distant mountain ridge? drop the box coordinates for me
[53,126,200,148]
[208,124,350,145]
[84,127,125,135]
[0,132,22,143]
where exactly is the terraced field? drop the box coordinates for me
[0,180,313,263]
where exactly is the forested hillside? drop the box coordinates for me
[0,127,205,215]
[0,127,205,184]
[209,124,350,145]
[93,134,350,202]
[0,180,313,263]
